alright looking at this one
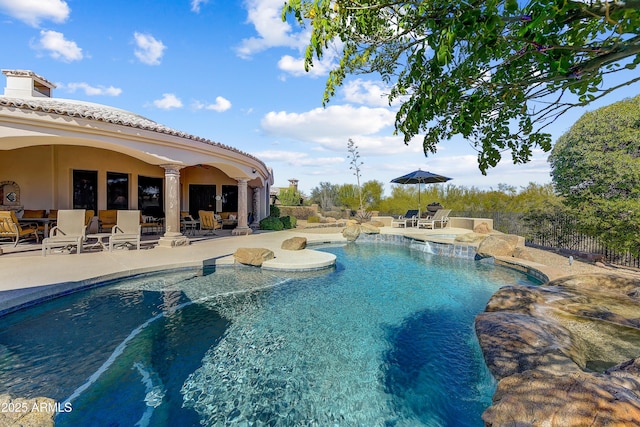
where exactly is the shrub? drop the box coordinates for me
[260,216,284,231]
[269,205,280,218]
[307,215,320,223]
[280,216,297,229]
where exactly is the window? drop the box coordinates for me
[222,185,238,213]
[73,170,97,212]
[188,184,216,217]
[107,172,129,210]
[138,175,164,217]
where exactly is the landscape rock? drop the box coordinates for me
[233,248,274,266]
[513,246,535,261]
[476,273,640,425]
[476,234,525,258]
[367,220,385,228]
[342,225,361,241]
[0,394,56,427]
[454,232,488,244]
[473,222,492,234]
[360,223,380,234]
[281,237,307,251]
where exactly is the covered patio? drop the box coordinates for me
[0,70,274,247]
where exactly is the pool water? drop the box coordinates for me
[0,243,538,426]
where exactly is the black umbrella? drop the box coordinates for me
[391,169,452,214]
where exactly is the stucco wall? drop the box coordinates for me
[0,145,240,211]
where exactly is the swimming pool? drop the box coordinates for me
[0,243,539,426]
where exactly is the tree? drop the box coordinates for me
[549,95,640,254]
[309,181,339,210]
[283,1,640,173]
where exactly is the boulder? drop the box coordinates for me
[513,246,535,261]
[454,232,488,244]
[473,222,492,234]
[233,248,274,266]
[476,234,524,258]
[367,220,385,228]
[476,274,640,425]
[281,237,307,251]
[0,394,56,427]
[342,225,361,241]
[360,223,380,234]
[483,364,640,426]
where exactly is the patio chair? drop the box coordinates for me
[198,210,221,235]
[391,209,419,228]
[109,210,141,251]
[42,209,86,255]
[0,210,39,246]
[417,209,451,229]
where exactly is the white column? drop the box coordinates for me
[232,178,252,235]
[158,164,189,247]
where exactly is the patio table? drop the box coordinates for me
[86,232,112,251]
[19,217,53,237]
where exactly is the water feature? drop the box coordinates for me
[0,243,539,426]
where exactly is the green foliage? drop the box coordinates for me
[260,216,284,231]
[549,95,640,254]
[307,215,320,223]
[269,204,280,218]
[280,215,297,229]
[309,181,339,210]
[278,187,302,206]
[347,139,364,210]
[283,0,640,173]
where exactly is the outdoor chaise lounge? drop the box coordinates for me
[42,209,86,255]
[0,210,39,246]
[417,209,451,229]
[391,209,420,228]
[109,210,141,251]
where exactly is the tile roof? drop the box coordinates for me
[0,95,268,169]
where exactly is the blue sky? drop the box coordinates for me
[1,0,638,196]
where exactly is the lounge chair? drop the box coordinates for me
[417,209,451,229]
[391,209,419,228]
[198,210,221,234]
[0,210,40,246]
[42,209,86,255]
[109,210,141,251]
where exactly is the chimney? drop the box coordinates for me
[2,69,56,98]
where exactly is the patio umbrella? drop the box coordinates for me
[391,169,452,215]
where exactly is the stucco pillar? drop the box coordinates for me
[232,178,252,235]
[158,164,189,247]
[251,187,260,228]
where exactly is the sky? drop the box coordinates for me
[1,0,639,197]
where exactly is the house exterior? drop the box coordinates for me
[0,69,273,246]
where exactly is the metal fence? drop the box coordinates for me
[452,211,640,268]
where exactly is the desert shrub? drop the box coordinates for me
[269,205,280,218]
[280,216,297,229]
[260,216,284,231]
[307,215,320,223]
[323,210,343,219]
[279,206,318,219]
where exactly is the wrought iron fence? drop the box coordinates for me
[452,211,640,268]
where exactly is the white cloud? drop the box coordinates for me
[277,49,339,78]
[193,96,232,112]
[253,150,344,167]
[61,82,122,96]
[261,104,395,144]
[34,30,83,62]
[133,32,166,65]
[152,93,183,110]
[190,0,208,13]
[342,79,392,107]
[236,0,307,59]
[0,0,69,27]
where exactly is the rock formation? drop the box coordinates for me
[281,237,307,250]
[0,394,56,427]
[476,273,640,426]
[233,248,275,266]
